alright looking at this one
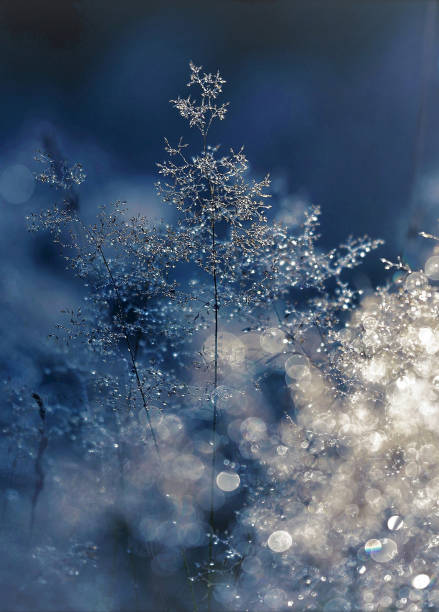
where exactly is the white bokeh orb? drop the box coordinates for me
[425,256,439,281]
[216,471,240,492]
[412,574,430,590]
[260,328,286,353]
[267,530,292,553]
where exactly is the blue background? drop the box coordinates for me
[1,0,439,373]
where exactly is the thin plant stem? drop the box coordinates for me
[92,235,197,605]
[1,451,18,528]
[182,549,199,612]
[203,122,219,611]
[30,393,48,536]
[208,217,219,611]
[77,224,199,606]
[94,240,161,459]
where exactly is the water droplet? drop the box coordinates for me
[216,471,240,492]
[404,272,428,292]
[387,515,404,531]
[366,538,397,563]
[362,315,378,331]
[412,574,430,590]
[260,328,286,353]
[264,588,287,610]
[267,530,292,553]
[285,353,309,380]
[240,417,266,442]
[425,256,439,281]
[365,539,382,554]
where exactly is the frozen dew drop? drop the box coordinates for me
[365,487,382,506]
[418,327,439,354]
[405,461,419,478]
[173,453,204,481]
[210,385,232,405]
[285,353,309,380]
[362,332,381,349]
[387,515,404,531]
[264,588,287,610]
[267,530,292,553]
[240,416,267,442]
[260,327,286,353]
[213,583,237,606]
[154,413,184,440]
[412,574,430,590]
[365,539,382,555]
[362,315,378,331]
[368,538,397,563]
[203,332,246,366]
[368,431,385,452]
[425,256,439,281]
[216,471,240,492]
[241,556,262,575]
[404,271,428,292]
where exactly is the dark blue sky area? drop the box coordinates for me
[1,0,439,281]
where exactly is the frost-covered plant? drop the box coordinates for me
[156,62,275,599]
[28,195,189,451]
[225,240,439,611]
[156,63,382,599]
[28,161,197,609]
[258,205,382,331]
[24,63,383,612]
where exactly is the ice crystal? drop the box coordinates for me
[34,150,86,191]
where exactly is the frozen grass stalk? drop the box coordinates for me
[27,62,384,611]
[160,61,272,607]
